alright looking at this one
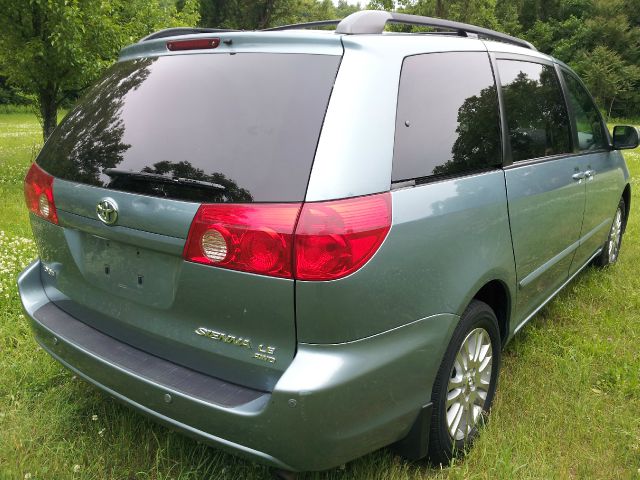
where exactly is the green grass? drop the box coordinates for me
[0,111,639,480]
[0,105,36,115]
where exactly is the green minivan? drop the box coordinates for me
[17,9,639,474]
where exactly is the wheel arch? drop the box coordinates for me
[471,279,511,346]
[622,183,631,233]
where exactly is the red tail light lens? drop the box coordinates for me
[183,203,302,278]
[167,38,220,51]
[183,193,391,280]
[294,193,391,281]
[24,163,58,224]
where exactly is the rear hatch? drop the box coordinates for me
[30,35,342,391]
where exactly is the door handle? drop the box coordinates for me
[572,172,586,181]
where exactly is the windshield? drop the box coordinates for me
[37,52,341,203]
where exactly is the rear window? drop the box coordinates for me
[37,53,341,203]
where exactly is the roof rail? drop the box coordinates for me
[140,11,535,51]
[263,20,341,31]
[336,10,535,50]
[140,27,239,42]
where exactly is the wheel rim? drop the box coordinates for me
[446,327,493,442]
[608,207,623,263]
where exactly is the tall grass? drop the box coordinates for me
[0,104,36,115]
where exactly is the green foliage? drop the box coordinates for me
[198,0,360,29]
[272,0,339,26]
[0,76,31,106]
[575,46,640,118]
[397,0,499,28]
[0,0,199,140]
[495,0,522,35]
[0,0,639,139]
[516,0,640,118]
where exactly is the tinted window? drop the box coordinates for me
[498,60,571,162]
[562,71,608,151]
[37,53,341,203]
[392,52,501,181]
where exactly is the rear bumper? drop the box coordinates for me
[18,259,458,471]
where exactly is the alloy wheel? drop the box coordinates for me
[445,327,493,442]
[608,207,623,263]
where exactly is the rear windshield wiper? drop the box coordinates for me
[103,168,226,191]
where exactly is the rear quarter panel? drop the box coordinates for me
[296,171,516,343]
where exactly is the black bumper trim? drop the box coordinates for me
[33,302,267,408]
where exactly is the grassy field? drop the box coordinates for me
[0,111,639,480]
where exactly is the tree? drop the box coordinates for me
[394,0,499,28]
[576,46,640,119]
[199,0,278,29]
[0,0,199,140]
[272,0,337,26]
[514,0,640,117]
[199,0,359,29]
[335,0,362,18]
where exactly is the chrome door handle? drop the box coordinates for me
[572,172,586,181]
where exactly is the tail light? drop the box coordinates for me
[183,203,302,278]
[184,193,391,281]
[294,193,391,280]
[24,163,58,224]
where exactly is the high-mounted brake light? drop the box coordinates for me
[183,203,301,278]
[167,38,220,51]
[183,193,391,281]
[294,193,391,281]
[24,163,58,224]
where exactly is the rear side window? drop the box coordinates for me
[392,52,502,182]
[497,60,571,162]
[37,53,341,203]
[561,71,608,151]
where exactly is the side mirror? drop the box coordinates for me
[612,125,640,150]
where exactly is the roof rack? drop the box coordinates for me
[335,10,536,50]
[140,27,239,42]
[139,11,535,51]
[263,20,341,31]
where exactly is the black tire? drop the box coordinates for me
[271,469,298,480]
[594,198,626,267]
[428,300,501,465]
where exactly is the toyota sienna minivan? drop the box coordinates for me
[17,9,639,474]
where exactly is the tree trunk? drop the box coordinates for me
[607,96,616,122]
[257,0,276,29]
[38,87,58,141]
[436,0,444,17]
